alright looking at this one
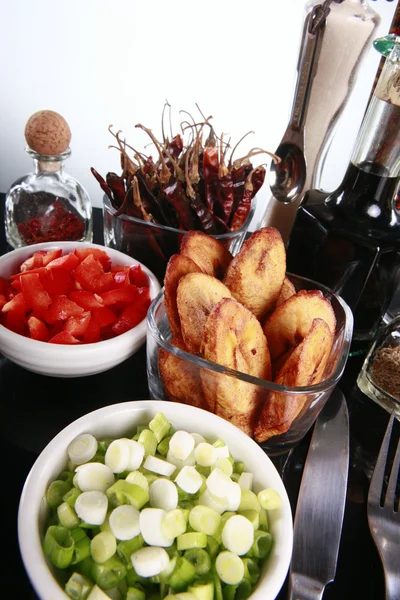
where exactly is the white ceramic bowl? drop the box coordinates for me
[0,241,161,377]
[18,400,293,600]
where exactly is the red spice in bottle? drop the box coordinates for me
[17,197,85,245]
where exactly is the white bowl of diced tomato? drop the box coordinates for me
[0,241,161,377]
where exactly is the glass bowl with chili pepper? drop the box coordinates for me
[0,241,160,377]
[146,275,353,456]
[93,110,278,282]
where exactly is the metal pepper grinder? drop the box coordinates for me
[5,110,93,249]
[262,0,381,243]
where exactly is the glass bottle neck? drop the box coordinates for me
[34,158,63,174]
[351,43,400,178]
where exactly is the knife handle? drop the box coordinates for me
[288,573,326,600]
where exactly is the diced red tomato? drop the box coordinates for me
[2,292,27,314]
[20,272,52,312]
[74,248,111,270]
[83,315,101,343]
[20,249,63,272]
[113,271,130,287]
[129,265,150,287]
[27,316,49,342]
[63,311,91,337]
[91,306,117,328]
[111,295,151,335]
[2,247,152,344]
[42,269,73,296]
[100,286,139,307]
[69,291,104,310]
[48,331,81,344]
[44,295,84,323]
[45,252,79,272]
[74,255,113,293]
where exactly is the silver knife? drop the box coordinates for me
[288,387,349,600]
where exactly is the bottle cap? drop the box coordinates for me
[24,110,71,155]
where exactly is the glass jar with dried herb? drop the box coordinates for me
[5,110,93,249]
[357,314,400,417]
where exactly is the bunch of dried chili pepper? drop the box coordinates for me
[92,105,279,235]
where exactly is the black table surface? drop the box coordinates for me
[0,196,391,599]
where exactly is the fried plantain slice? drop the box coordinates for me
[254,318,333,442]
[200,297,272,436]
[177,273,232,354]
[179,230,233,279]
[223,227,286,320]
[263,289,336,361]
[158,337,208,410]
[276,276,296,307]
[164,254,202,339]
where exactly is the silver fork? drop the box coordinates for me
[367,411,400,600]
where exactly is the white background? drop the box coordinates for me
[0,0,396,230]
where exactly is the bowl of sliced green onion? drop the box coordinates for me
[18,400,293,600]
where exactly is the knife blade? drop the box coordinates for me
[288,387,349,600]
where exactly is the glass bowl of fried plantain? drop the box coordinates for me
[146,271,353,456]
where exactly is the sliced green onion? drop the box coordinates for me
[117,534,145,566]
[238,490,261,513]
[162,509,188,539]
[64,571,93,600]
[46,480,72,508]
[167,556,196,591]
[91,554,127,590]
[126,586,146,600]
[57,501,80,529]
[206,536,220,560]
[248,530,272,559]
[43,525,74,568]
[258,507,269,532]
[144,455,176,477]
[91,531,117,564]
[194,443,217,467]
[63,486,81,508]
[215,551,244,585]
[138,429,158,457]
[233,462,245,475]
[70,527,91,565]
[238,510,259,531]
[183,548,211,576]
[169,431,195,461]
[58,470,75,486]
[109,504,141,541]
[221,515,254,556]
[189,505,221,536]
[157,436,171,457]
[188,581,214,600]
[125,470,149,492]
[211,458,233,477]
[257,488,282,510]
[242,558,260,585]
[68,433,98,466]
[106,480,149,509]
[149,412,171,442]
[131,546,170,578]
[75,491,108,526]
[177,532,207,551]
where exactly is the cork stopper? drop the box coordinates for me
[25,110,72,155]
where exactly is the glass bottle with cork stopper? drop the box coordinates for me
[5,110,93,249]
[286,33,400,349]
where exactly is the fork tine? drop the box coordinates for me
[385,426,400,511]
[369,412,395,506]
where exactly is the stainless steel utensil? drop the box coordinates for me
[367,411,400,600]
[288,387,349,600]
[269,7,325,205]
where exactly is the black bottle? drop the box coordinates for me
[286,34,400,344]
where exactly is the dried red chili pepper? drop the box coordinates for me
[230,166,265,231]
[163,180,197,231]
[202,145,219,213]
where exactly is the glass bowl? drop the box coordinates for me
[146,274,353,455]
[357,314,400,418]
[103,194,256,282]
